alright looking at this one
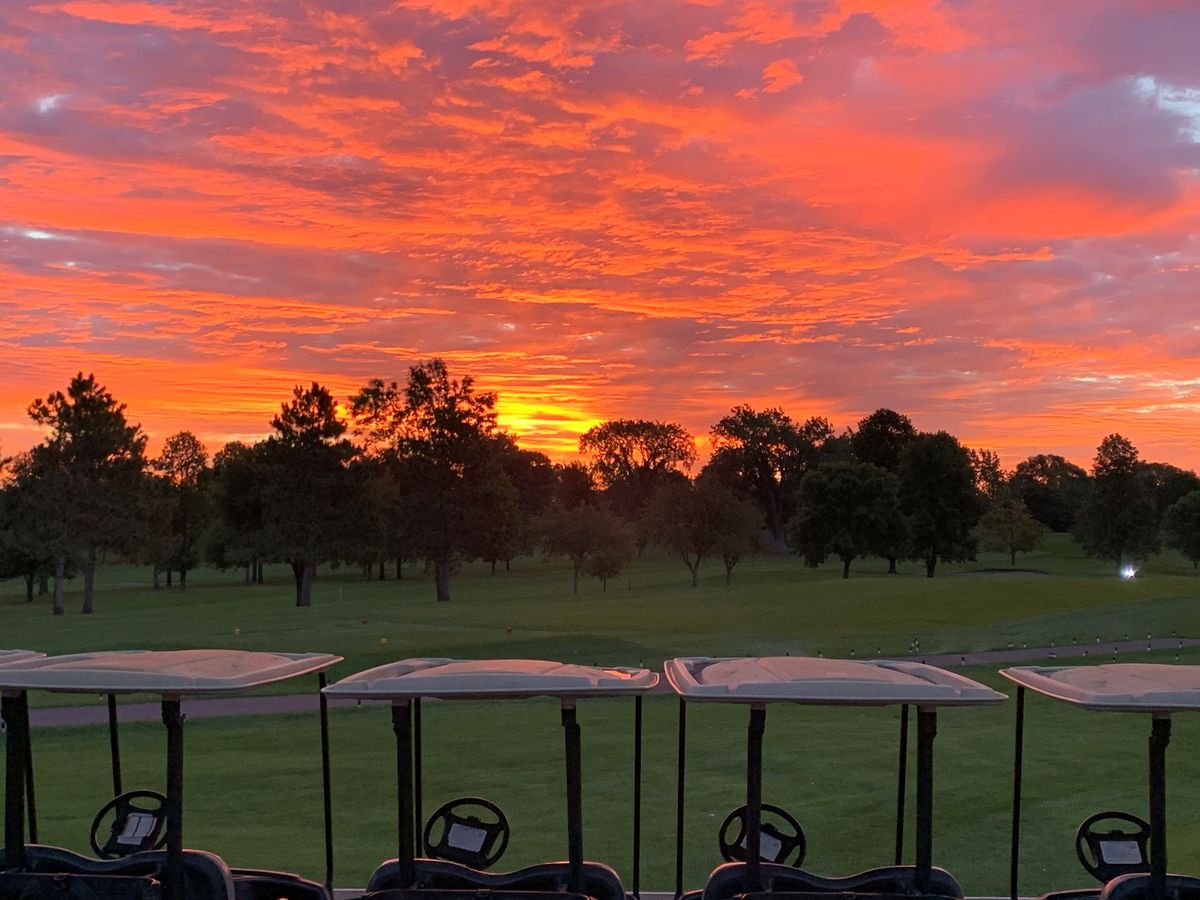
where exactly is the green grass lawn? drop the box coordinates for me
[3,535,1200,893]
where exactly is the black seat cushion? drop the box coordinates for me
[701,862,964,900]
[367,858,625,900]
[1099,874,1200,900]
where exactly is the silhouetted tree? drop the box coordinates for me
[579,419,695,524]
[789,462,906,578]
[26,373,147,614]
[969,448,1007,501]
[1009,454,1090,532]
[898,432,981,578]
[541,503,634,594]
[208,441,269,583]
[706,405,830,549]
[151,431,211,589]
[1073,434,1159,570]
[1163,490,1200,569]
[646,479,760,587]
[850,409,916,571]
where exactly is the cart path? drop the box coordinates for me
[24,637,1200,728]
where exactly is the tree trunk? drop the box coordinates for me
[165,568,173,587]
[256,560,264,583]
[81,545,96,614]
[153,564,161,590]
[434,556,451,602]
[572,562,580,594]
[396,557,402,580]
[602,575,607,591]
[179,567,187,591]
[842,557,852,579]
[724,562,734,586]
[244,563,251,585]
[378,561,385,581]
[490,559,496,576]
[689,561,700,587]
[298,562,316,607]
[291,560,305,605]
[887,556,898,574]
[53,554,65,616]
[24,574,34,603]
[505,559,511,572]
[1010,548,1017,567]
[924,555,936,578]
[38,574,48,595]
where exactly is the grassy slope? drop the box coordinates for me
[2,535,1199,893]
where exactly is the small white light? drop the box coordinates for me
[1121,565,1138,580]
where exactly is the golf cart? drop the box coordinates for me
[321,657,658,900]
[1002,663,1200,900]
[665,656,1007,900]
[0,649,341,900]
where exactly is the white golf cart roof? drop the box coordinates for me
[323,657,659,701]
[666,656,1006,706]
[0,650,44,669]
[1001,663,1200,713]
[0,649,342,696]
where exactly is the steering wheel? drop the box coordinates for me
[1075,811,1151,883]
[423,797,510,870]
[718,804,806,867]
[90,790,168,859]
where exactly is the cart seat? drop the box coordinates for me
[1099,874,1200,900]
[365,858,625,900]
[1,845,234,900]
[701,862,964,900]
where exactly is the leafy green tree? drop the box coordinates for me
[260,383,361,606]
[705,406,830,550]
[0,454,62,602]
[898,432,981,578]
[974,494,1047,566]
[789,462,906,578]
[579,525,635,591]
[553,462,596,509]
[26,373,147,614]
[541,503,634,594]
[151,431,211,589]
[1163,490,1200,568]
[1139,462,1200,526]
[1073,434,1159,571]
[208,441,269,583]
[646,478,763,587]
[1009,454,1090,532]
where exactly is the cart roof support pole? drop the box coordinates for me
[21,693,36,844]
[414,698,423,844]
[562,702,584,894]
[632,694,644,900]
[3,692,28,870]
[108,694,123,797]
[895,704,909,866]
[674,698,687,900]
[746,705,767,893]
[162,698,185,900]
[1148,715,1170,900]
[915,707,937,893]
[392,700,416,889]
[318,673,334,891]
[1009,687,1025,900]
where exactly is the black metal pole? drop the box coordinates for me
[318,673,333,891]
[675,698,687,900]
[1148,716,1170,900]
[392,701,416,889]
[895,704,909,866]
[1010,688,1025,900]
[3,692,28,869]
[414,698,423,843]
[746,706,767,893]
[20,692,37,844]
[632,695,643,900]
[562,703,585,894]
[915,708,937,893]
[162,699,185,900]
[108,694,123,796]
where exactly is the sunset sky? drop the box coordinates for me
[2,1,1199,470]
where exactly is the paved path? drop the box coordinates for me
[24,637,1200,728]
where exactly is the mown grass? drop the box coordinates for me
[2,535,1200,893]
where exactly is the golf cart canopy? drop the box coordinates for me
[0,650,44,669]
[1001,664,1200,713]
[666,656,1007,706]
[0,649,341,697]
[323,657,659,701]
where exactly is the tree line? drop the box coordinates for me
[4,364,1200,615]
